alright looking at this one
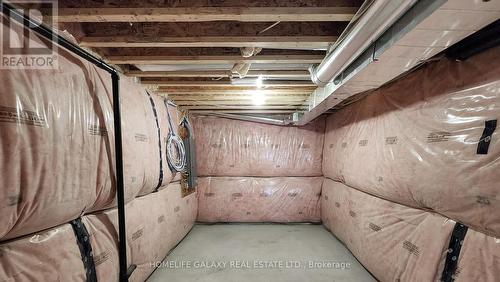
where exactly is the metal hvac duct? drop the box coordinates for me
[309,0,417,86]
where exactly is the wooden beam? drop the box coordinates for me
[55,7,357,22]
[107,55,324,65]
[129,70,230,78]
[81,22,347,38]
[127,70,311,79]
[172,97,307,105]
[143,80,315,87]
[158,86,315,91]
[182,105,307,110]
[157,89,312,95]
[190,110,296,114]
[80,36,337,50]
[167,96,308,101]
[175,100,307,106]
[168,95,308,101]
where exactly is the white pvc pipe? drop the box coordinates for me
[202,113,292,126]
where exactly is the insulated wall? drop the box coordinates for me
[323,46,500,237]
[0,16,191,282]
[455,228,500,281]
[151,96,181,189]
[0,43,114,240]
[0,17,182,240]
[0,182,196,282]
[322,179,454,281]
[0,217,119,281]
[321,46,500,282]
[88,182,197,282]
[192,116,325,223]
[193,116,325,177]
[322,179,500,282]
[197,177,322,223]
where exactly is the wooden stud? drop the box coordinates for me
[107,55,324,65]
[189,110,297,114]
[54,7,357,22]
[143,80,316,87]
[170,93,309,98]
[157,89,312,95]
[80,36,337,50]
[126,70,311,79]
[182,105,307,110]
[175,100,307,106]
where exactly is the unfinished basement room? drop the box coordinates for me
[0,0,499,281]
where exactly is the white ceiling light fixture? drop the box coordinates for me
[253,75,266,105]
[256,75,264,88]
[252,90,266,106]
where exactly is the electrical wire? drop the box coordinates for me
[164,99,186,172]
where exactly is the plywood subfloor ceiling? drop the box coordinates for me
[56,0,363,115]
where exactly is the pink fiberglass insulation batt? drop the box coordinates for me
[192,116,325,177]
[0,43,115,240]
[323,46,500,237]
[0,217,119,281]
[87,182,197,282]
[0,182,195,281]
[454,228,500,282]
[322,178,454,282]
[0,19,182,240]
[150,95,181,188]
[197,177,322,223]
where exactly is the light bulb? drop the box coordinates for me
[256,75,263,89]
[252,90,266,106]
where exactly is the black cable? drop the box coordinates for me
[145,91,164,191]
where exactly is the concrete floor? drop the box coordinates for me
[147,224,375,282]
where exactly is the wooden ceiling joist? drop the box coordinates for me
[175,100,307,106]
[165,96,309,102]
[128,70,230,78]
[162,91,310,97]
[144,80,315,87]
[158,86,315,91]
[127,70,311,79]
[54,1,363,116]
[80,36,337,50]
[107,55,323,65]
[157,89,312,95]
[55,7,357,22]
[80,22,347,38]
[182,105,307,110]
[190,110,296,114]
